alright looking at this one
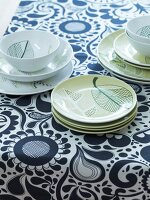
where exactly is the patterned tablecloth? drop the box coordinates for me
[1,0,150,199]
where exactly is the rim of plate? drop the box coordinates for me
[0,37,73,82]
[97,30,150,82]
[52,104,137,130]
[102,63,150,85]
[53,111,136,134]
[112,72,150,85]
[51,75,137,123]
[98,59,150,84]
[114,32,150,67]
[115,52,150,70]
[0,61,73,95]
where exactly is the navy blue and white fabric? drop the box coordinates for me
[0,0,150,199]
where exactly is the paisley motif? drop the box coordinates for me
[70,146,105,182]
[109,160,146,188]
[0,107,19,136]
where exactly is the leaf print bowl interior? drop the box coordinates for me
[0,30,60,72]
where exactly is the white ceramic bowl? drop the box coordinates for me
[126,15,150,44]
[126,31,150,57]
[0,30,60,72]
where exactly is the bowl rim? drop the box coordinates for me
[125,31,150,57]
[0,29,60,61]
[125,30,150,46]
[126,27,150,43]
[126,15,150,40]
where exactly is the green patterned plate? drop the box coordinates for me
[52,104,137,130]
[53,110,136,134]
[51,75,137,123]
[114,31,150,67]
[97,29,150,83]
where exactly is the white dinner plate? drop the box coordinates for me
[51,75,137,123]
[99,60,150,85]
[0,61,73,95]
[114,32,150,67]
[0,37,73,82]
[97,29,150,83]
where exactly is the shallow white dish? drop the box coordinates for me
[97,29,150,84]
[114,31,150,67]
[0,37,73,82]
[0,61,73,95]
[51,75,137,123]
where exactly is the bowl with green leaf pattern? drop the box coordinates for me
[126,15,150,44]
[0,30,60,72]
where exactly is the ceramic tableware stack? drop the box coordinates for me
[51,75,137,134]
[0,30,74,95]
[97,15,150,84]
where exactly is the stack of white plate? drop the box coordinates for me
[0,37,73,95]
[97,29,150,84]
[51,75,137,134]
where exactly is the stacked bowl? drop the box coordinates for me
[0,30,73,95]
[126,15,150,57]
[97,15,150,84]
[51,75,137,134]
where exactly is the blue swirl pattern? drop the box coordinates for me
[0,0,150,199]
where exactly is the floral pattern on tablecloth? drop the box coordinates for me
[1,0,150,199]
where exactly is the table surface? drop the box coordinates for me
[0,1,150,200]
[0,0,19,37]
